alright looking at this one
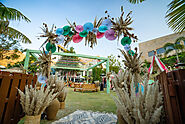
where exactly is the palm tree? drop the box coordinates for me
[127,0,185,33]
[0,2,31,43]
[163,36,185,63]
[166,0,185,33]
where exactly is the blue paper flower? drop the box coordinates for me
[83,22,94,32]
[56,35,64,45]
[56,28,64,35]
[98,25,108,33]
[101,19,112,29]
[45,51,49,55]
[38,75,47,84]
[92,28,98,34]
[124,44,131,51]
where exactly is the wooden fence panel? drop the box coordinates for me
[0,71,37,124]
[157,69,185,124]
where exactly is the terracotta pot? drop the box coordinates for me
[24,114,41,124]
[60,101,65,109]
[117,109,127,124]
[46,99,60,120]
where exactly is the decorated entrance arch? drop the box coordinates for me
[24,7,138,94]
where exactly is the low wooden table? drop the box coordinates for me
[74,83,98,92]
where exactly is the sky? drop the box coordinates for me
[2,0,174,58]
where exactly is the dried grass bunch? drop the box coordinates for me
[57,88,67,102]
[35,49,52,78]
[113,49,163,123]
[113,75,163,124]
[118,48,143,92]
[105,6,138,41]
[18,85,58,116]
[47,73,65,97]
[39,23,58,48]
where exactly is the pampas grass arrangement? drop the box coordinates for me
[18,85,58,116]
[113,49,163,124]
[113,75,163,124]
[47,73,65,98]
[58,88,67,102]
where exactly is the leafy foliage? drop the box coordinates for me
[0,2,30,22]
[0,2,31,43]
[108,55,122,73]
[92,67,103,82]
[166,0,185,32]
[161,52,185,68]
[127,0,145,4]
[7,55,39,74]
[0,35,24,60]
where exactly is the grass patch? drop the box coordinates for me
[20,87,117,124]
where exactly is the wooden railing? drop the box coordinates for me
[157,69,185,124]
[0,71,37,124]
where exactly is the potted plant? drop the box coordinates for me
[57,88,67,109]
[18,85,58,124]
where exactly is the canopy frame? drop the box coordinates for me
[24,49,110,93]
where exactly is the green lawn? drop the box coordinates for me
[40,87,117,124]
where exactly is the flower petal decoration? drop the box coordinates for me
[79,30,88,37]
[98,25,108,33]
[92,28,98,34]
[45,51,49,55]
[105,29,117,40]
[62,26,71,36]
[75,25,84,33]
[50,44,56,53]
[121,36,132,46]
[46,42,52,51]
[83,22,94,32]
[124,44,131,51]
[56,35,64,45]
[46,42,56,53]
[128,50,135,56]
[101,19,112,29]
[96,31,104,39]
[73,33,83,43]
[68,31,74,37]
[38,74,47,84]
[55,28,64,35]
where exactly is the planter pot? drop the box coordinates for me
[46,99,60,120]
[60,101,65,109]
[117,109,127,124]
[24,114,41,124]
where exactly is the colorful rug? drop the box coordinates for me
[52,110,117,124]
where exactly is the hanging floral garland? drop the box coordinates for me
[39,6,137,53]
